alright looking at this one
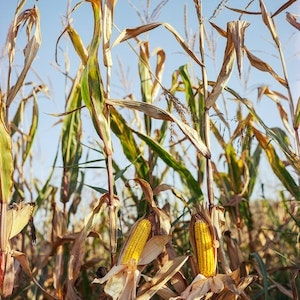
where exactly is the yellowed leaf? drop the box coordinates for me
[139,235,171,265]
[7,202,34,239]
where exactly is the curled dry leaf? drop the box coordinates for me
[111,22,204,67]
[259,0,280,47]
[244,47,287,87]
[6,5,42,106]
[286,12,300,30]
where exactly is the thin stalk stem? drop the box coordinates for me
[194,0,214,209]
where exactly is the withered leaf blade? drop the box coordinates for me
[231,20,249,77]
[1,252,14,297]
[112,22,204,67]
[106,99,210,157]
[286,12,300,30]
[271,0,297,18]
[244,47,287,87]
[137,256,189,300]
[7,6,42,106]
[225,6,261,15]
[206,21,236,109]
[259,0,280,47]
[139,235,171,265]
[209,21,227,37]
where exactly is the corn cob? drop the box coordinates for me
[120,219,151,265]
[194,219,215,277]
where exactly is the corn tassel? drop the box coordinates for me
[194,219,215,277]
[120,219,151,265]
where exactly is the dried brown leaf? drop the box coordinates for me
[231,20,249,77]
[244,47,287,87]
[225,6,260,15]
[11,250,32,278]
[112,22,204,67]
[257,85,288,102]
[206,21,236,108]
[209,21,227,37]
[7,6,41,106]
[271,0,297,18]
[152,48,165,99]
[106,99,210,157]
[1,252,14,297]
[137,256,189,300]
[286,12,300,30]
[139,235,171,265]
[260,0,280,47]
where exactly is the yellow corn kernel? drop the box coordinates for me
[120,219,151,265]
[194,220,215,277]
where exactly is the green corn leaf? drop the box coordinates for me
[0,115,13,204]
[253,127,300,199]
[133,130,203,197]
[139,42,153,134]
[61,78,83,203]
[294,96,300,129]
[225,143,243,194]
[110,107,149,179]
[179,65,196,119]
[79,0,112,155]
[22,96,38,164]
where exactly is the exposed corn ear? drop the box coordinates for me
[120,218,151,265]
[194,219,215,277]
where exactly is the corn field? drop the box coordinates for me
[0,0,299,299]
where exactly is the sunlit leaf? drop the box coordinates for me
[206,21,237,108]
[260,0,280,47]
[103,0,117,67]
[112,22,204,67]
[6,202,34,239]
[7,6,41,106]
[106,98,210,157]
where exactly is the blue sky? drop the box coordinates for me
[0,0,299,203]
